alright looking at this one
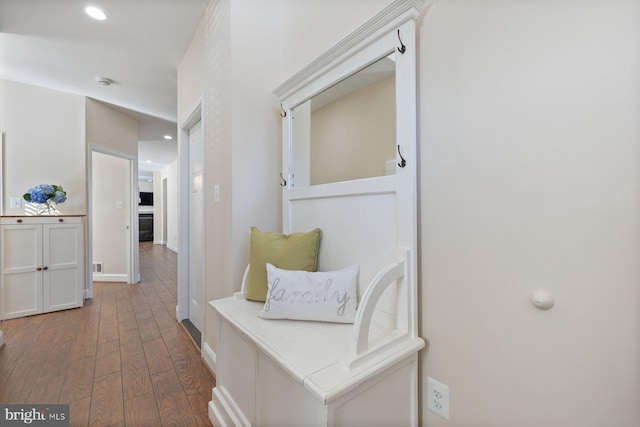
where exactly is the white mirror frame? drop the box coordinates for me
[274,0,424,339]
[274,0,423,236]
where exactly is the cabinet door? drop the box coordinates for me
[0,224,43,319]
[43,222,84,312]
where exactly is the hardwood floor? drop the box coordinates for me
[0,242,215,426]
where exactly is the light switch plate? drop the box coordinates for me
[10,197,22,209]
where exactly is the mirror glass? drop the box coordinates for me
[291,53,396,187]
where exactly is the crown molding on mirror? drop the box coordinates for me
[273,0,427,102]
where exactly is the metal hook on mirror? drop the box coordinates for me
[396,29,406,54]
[280,172,287,187]
[397,145,406,168]
[280,103,287,118]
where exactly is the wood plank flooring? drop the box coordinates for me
[0,242,215,426]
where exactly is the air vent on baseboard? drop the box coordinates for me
[93,262,104,273]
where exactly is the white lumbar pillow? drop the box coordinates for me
[259,263,359,323]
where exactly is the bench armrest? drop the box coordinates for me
[233,265,251,300]
[353,258,406,355]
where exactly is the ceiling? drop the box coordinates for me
[0,0,208,177]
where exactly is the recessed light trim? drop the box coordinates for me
[163,135,172,140]
[85,6,107,20]
[145,160,152,164]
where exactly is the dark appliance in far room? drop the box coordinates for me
[139,192,153,242]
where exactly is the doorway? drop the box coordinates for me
[88,146,139,297]
[177,96,206,350]
[187,120,204,333]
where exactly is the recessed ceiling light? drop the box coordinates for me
[145,160,152,164]
[148,179,153,182]
[163,135,172,140]
[85,6,107,20]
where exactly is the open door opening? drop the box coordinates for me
[88,146,139,297]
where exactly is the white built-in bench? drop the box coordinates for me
[208,1,425,425]
[210,246,424,426]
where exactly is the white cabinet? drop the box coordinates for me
[1,216,85,320]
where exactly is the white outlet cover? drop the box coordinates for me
[427,376,450,420]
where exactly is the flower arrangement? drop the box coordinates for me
[23,184,67,215]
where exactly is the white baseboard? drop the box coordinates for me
[203,341,217,375]
[92,273,128,282]
[153,240,167,245]
[84,288,93,299]
[167,243,179,253]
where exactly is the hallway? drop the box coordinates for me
[0,242,215,426]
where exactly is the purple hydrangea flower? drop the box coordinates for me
[23,184,67,206]
[28,187,49,203]
[53,191,67,203]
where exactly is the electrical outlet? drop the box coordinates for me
[427,376,450,420]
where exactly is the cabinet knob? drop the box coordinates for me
[58,218,64,223]
[43,266,48,271]
[17,219,22,223]
[37,267,42,271]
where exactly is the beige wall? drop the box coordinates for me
[85,98,138,156]
[177,16,206,123]
[175,0,391,378]
[310,75,395,185]
[0,80,86,215]
[178,1,640,425]
[92,151,130,278]
[178,0,288,355]
[419,1,640,426]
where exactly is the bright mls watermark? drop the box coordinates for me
[0,405,69,426]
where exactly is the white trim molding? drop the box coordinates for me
[92,273,128,282]
[202,341,217,375]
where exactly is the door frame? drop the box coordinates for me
[177,95,206,348]
[87,145,139,298]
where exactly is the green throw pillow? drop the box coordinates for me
[246,226,321,302]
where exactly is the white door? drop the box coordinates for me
[91,151,132,283]
[43,221,84,312]
[188,120,204,332]
[0,223,43,319]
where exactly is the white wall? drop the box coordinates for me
[152,171,164,244]
[138,181,153,193]
[161,160,178,252]
[0,80,86,215]
[419,1,640,426]
[92,151,130,280]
